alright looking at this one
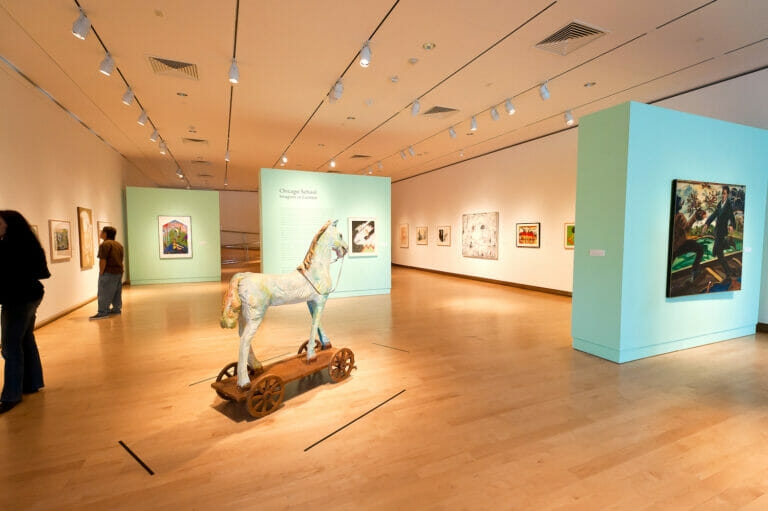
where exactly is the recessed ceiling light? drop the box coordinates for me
[390,75,399,83]
[584,82,596,87]
[318,143,325,147]
[177,92,188,96]
[422,42,436,50]
[346,116,356,120]
[365,98,373,105]
[466,132,474,136]
[409,57,419,64]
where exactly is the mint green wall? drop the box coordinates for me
[260,168,391,298]
[573,102,768,363]
[125,187,221,285]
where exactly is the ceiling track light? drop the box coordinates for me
[505,98,516,115]
[564,110,575,126]
[137,110,148,126]
[359,41,372,68]
[490,107,500,121]
[229,58,240,84]
[149,129,159,142]
[411,99,420,116]
[159,140,167,155]
[176,168,184,179]
[367,166,373,175]
[448,127,457,139]
[539,81,550,101]
[470,116,477,131]
[225,150,231,162]
[408,146,415,157]
[121,88,134,106]
[72,10,90,40]
[330,159,336,168]
[378,161,383,170]
[281,153,288,163]
[329,79,343,103]
[99,53,115,76]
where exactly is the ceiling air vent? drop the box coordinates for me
[422,105,460,120]
[350,154,371,159]
[191,159,211,165]
[535,21,606,56]
[148,56,199,80]
[182,138,208,145]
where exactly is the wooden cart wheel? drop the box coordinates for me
[215,362,259,400]
[328,348,355,382]
[246,375,285,418]
[297,339,323,355]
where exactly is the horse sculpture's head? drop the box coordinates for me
[324,220,348,260]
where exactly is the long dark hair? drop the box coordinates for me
[0,210,45,256]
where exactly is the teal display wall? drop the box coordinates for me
[260,168,391,298]
[125,187,221,285]
[572,102,768,363]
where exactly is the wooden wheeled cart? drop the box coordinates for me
[211,344,355,418]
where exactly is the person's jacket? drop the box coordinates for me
[0,237,50,306]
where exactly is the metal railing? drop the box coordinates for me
[221,229,260,264]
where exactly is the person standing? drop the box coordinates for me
[704,185,736,279]
[89,226,124,320]
[0,210,50,414]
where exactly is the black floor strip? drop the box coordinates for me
[304,390,406,452]
[189,375,217,386]
[189,352,292,386]
[372,342,410,353]
[118,441,154,475]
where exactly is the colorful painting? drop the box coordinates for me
[48,219,71,262]
[564,223,575,249]
[158,215,192,259]
[399,224,409,248]
[667,180,745,298]
[349,217,376,257]
[416,226,428,245]
[462,212,498,259]
[437,226,451,246]
[517,223,540,248]
[77,207,94,269]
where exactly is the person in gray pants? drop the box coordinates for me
[89,226,124,320]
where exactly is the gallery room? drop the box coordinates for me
[1,0,767,509]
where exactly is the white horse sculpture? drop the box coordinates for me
[220,220,348,387]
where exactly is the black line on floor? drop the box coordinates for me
[189,375,216,386]
[304,390,406,452]
[372,342,410,353]
[118,441,154,475]
[189,352,292,386]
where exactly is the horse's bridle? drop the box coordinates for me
[297,253,345,296]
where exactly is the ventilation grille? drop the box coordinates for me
[148,56,199,80]
[191,159,211,165]
[182,138,208,145]
[350,154,371,159]
[422,105,460,120]
[535,21,606,56]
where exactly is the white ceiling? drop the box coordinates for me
[0,0,766,190]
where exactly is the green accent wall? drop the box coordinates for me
[260,168,391,298]
[125,187,221,285]
[573,102,768,362]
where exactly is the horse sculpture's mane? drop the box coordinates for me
[298,220,332,271]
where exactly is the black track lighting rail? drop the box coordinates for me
[224,0,240,187]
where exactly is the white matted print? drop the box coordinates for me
[48,219,72,262]
[349,217,376,257]
[437,225,451,246]
[399,224,409,248]
[462,212,498,259]
[416,226,428,245]
[158,215,193,259]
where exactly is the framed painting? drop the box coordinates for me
[564,223,575,249]
[437,225,451,246]
[416,226,428,245]
[667,179,745,297]
[516,223,540,248]
[158,215,193,259]
[462,212,498,259]
[349,217,377,257]
[48,219,71,262]
[77,207,94,269]
[399,224,409,248]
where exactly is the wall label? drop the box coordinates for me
[589,249,605,257]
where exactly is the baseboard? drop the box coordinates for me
[35,296,97,330]
[757,323,768,333]
[392,263,572,297]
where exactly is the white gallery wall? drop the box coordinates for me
[0,63,154,325]
[393,68,768,304]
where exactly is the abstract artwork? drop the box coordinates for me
[516,223,540,248]
[462,212,498,259]
[48,219,71,262]
[564,223,575,249]
[399,224,409,248]
[416,226,428,245]
[159,215,192,259]
[77,207,94,269]
[437,225,451,246]
[349,217,376,257]
[667,179,745,297]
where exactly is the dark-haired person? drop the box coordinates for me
[0,210,50,414]
[704,185,737,279]
[89,226,124,320]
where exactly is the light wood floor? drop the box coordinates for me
[2,266,768,510]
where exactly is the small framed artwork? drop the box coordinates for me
[97,221,113,236]
[516,222,540,248]
[437,225,451,246]
[48,219,72,262]
[564,223,575,249]
[399,224,409,248]
[462,212,499,259]
[349,217,377,257]
[416,226,428,245]
[159,215,193,259]
[77,207,95,269]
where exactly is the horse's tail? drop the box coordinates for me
[220,273,245,328]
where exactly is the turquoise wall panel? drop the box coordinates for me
[260,168,391,298]
[126,187,221,285]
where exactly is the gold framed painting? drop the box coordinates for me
[48,219,72,262]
